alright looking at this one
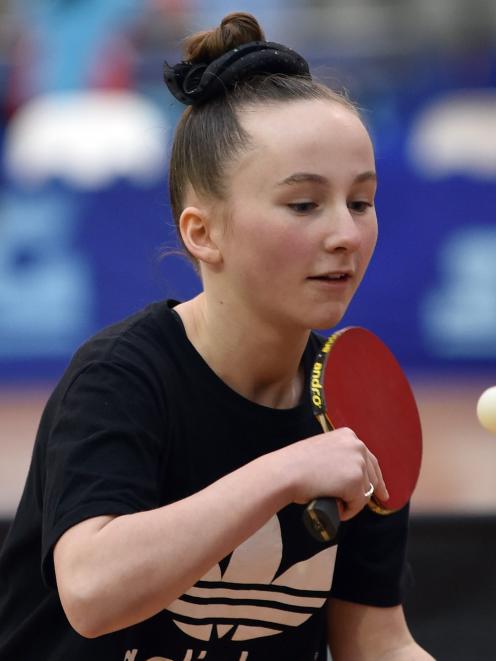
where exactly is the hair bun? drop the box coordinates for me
[184,12,265,64]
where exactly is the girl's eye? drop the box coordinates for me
[349,201,373,213]
[288,201,318,214]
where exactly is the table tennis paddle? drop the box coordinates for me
[303,327,423,543]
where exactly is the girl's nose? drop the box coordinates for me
[323,205,362,254]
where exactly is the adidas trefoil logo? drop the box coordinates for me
[167,514,337,642]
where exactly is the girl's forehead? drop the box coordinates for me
[233,100,374,183]
[239,98,364,138]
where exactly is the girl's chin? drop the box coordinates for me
[304,307,349,332]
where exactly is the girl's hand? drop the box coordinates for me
[280,427,389,521]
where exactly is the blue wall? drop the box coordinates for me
[1,50,495,383]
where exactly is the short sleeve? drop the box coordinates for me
[41,360,168,587]
[330,503,411,607]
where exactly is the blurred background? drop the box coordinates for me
[0,0,495,658]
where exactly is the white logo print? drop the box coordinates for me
[167,515,337,642]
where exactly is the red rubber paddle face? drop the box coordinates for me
[315,327,422,511]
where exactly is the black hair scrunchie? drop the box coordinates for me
[163,41,311,106]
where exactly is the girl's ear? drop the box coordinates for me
[179,206,223,266]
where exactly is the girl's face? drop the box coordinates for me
[213,99,378,331]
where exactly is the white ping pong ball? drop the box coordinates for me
[476,386,496,433]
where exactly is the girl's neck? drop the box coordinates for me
[174,293,310,409]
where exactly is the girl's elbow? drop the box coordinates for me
[58,575,111,639]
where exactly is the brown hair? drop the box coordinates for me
[169,12,360,259]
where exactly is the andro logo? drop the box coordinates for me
[310,361,324,409]
[166,515,336,643]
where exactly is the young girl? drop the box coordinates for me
[0,12,433,661]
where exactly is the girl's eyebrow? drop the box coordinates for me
[276,170,377,187]
[354,170,377,184]
[276,172,328,186]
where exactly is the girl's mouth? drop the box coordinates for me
[308,272,351,282]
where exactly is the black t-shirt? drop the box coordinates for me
[0,300,409,660]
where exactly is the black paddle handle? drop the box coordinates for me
[303,400,341,543]
[303,497,340,543]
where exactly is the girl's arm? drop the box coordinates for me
[327,598,435,660]
[54,427,386,637]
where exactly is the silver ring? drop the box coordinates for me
[364,482,374,498]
